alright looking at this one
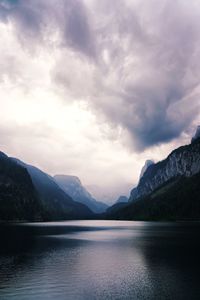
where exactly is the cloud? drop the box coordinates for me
[1,1,200,150]
[0,0,200,199]
[0,0,96,57]
[62,0,96,59]
[53,0,200,150]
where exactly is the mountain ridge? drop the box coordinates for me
[130,137,200,202]
[12,159,93,220]
[0,153,94,221]
[107,172,200,221]
[107,132,200,220]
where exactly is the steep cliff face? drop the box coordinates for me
[0,152,42,221]
[130,137,200,202]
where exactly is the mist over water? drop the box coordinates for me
[0,220,200,300]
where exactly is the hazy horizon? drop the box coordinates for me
[0,0,200,202]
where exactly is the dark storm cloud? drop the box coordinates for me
[53,0,200,150]
[91,0,200,149]
[62,0,96,59]
[0,0,96,57]
[0,0,200,150]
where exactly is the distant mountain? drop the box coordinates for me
[108,127,200,220]
[116,195,128,204]
[0,151,41,221]
[13,159,93,220]
[85,184,116,205]
[54,175,108,213]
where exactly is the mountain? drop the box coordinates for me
[107,172,200,221]
[116,195,128,204]
[13,159,94,220]
[0,151,42,221]
[54,175,108,213]
[139,160,154,179]
[108,128,200,220]
[130,135,200,203]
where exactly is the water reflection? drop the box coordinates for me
[0,221,200,299]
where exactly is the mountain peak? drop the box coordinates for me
[139,160,154,179]
[0,151,8,159]
[191,125,200,143]
[130,135,200,203]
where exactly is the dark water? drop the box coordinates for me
[0,221,200,300]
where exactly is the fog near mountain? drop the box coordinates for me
[1,127,200,221]
[86,183,132,205]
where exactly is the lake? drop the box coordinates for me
[0,220,200,300]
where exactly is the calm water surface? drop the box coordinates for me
[0,220,200,300]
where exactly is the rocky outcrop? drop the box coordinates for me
[130,135,200,202]
[139,160,154,179]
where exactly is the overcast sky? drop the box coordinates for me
[0,0,200,202]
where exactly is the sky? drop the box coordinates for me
[0,0,200,203]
